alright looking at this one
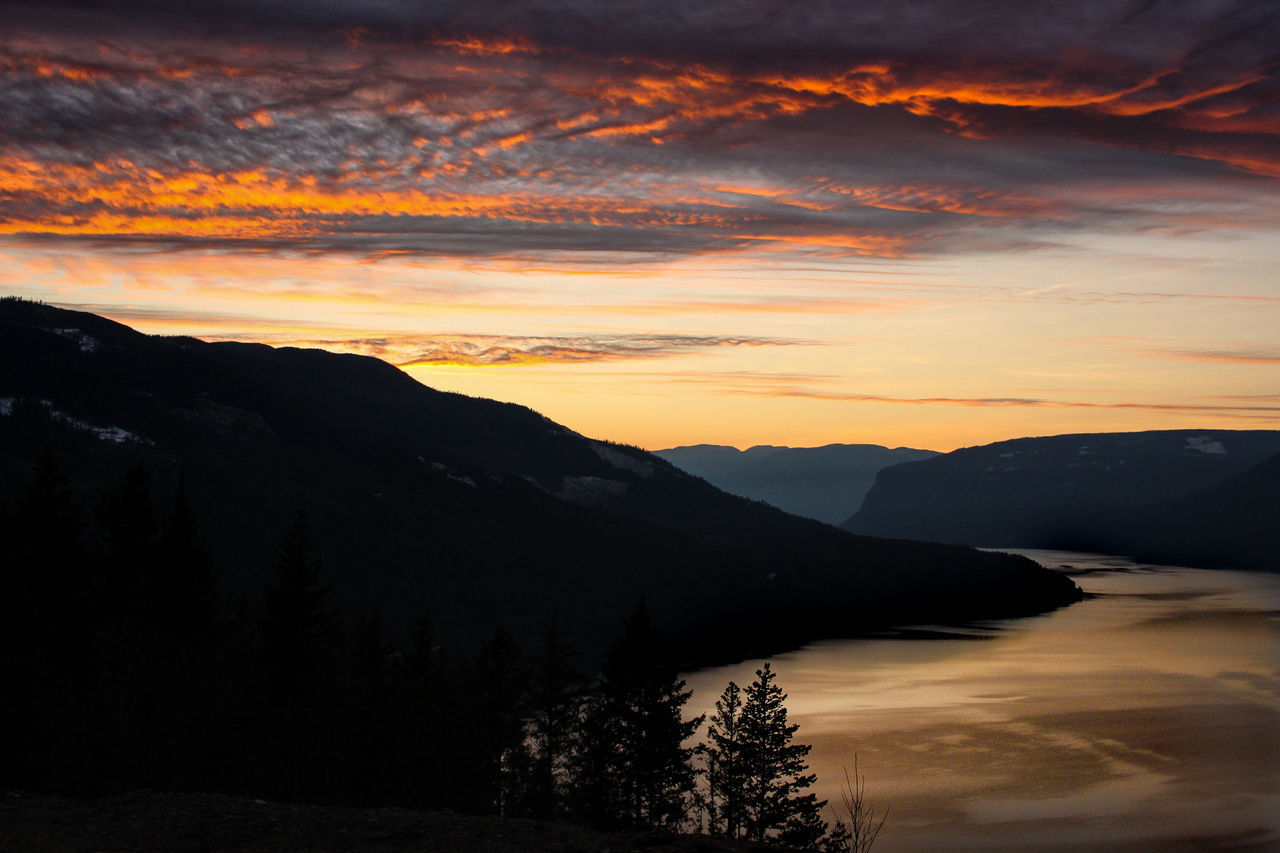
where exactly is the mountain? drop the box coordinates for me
[653,443,938,524]
[1109,450,1280,570]
[0,298,1080,660]
[843,430,1280,569]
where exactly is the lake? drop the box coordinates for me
[683,551,1280,852]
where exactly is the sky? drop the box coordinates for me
[3,0,1278,452]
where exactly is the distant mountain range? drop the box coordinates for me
[0,299,1080,661]
[653,443,938,524]
[843,430,1280,570]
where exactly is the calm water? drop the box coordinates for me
[684,552,1280,852]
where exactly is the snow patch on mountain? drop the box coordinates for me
[593,442,655,478]
[1186,436,1227,455]
[559,475,628,506]
[52,327,100,352]
[34,399,152,445]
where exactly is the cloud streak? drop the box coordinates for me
[204,332,800,367]
[731,387,1280,420]
[1146,347,1280,365]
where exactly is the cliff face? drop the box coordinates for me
[843,430,1280,570]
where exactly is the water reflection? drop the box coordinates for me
[683,551,1280,852]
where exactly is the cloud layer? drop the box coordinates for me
[3,0,1276,260]
[4,1,1277,448]
[209,331,798,367]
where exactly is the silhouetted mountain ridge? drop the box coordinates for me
[655,443,938,523]
[1,298,1081,659]
[843,430,1280,570]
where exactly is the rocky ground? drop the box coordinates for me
[1,790,782,852]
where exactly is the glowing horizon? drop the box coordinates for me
[3,1,1277,452]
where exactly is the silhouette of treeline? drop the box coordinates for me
[1,450,858,849]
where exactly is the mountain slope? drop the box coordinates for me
[843,430,1280,568]
[1,299,1080,659]
[1108,451,1280,570]
[654,443,938,524]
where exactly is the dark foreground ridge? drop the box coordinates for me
[0,790,785,853]
[0,297,1081,661]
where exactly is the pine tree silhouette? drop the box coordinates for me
[389,609,450,808]
[525,613,582,818]
[254,509,341,798]
[97,460,158,605]
[144,475,222,788]
[259,509,339,694]
[571,600,704,830]
[739,662,828,845]
[5,447,97,791]
[94,461,161,789]
[152,475,218,655]
[469,625,531,816]
[14,446,92,657]
[340,612,396,803]
[705,679,747,838]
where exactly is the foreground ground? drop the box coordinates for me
[1,790,782,852]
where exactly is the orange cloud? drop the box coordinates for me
[191,332,799,368]
[3,21,1277,261]
[733,386,1280,419]
[821,183,1060,219]
[430,34,541,57]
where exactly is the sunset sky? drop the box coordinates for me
[3,0,1278,451]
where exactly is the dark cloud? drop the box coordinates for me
[8,1,1274,72]
[1,0,1276,260]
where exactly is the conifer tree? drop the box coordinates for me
[738,662,828,846]
[13,446,92,655]
[346,613,393,708]
[571,600,704,830]
[705,680,747,838]
[151,475,219,653]
[391,609,450,808]
[405,610,440,684]
[468,625,531,816]
[254,508,341,798]
[145,475,223,788]
[259,509,340,695]
[525,613,582,818]
[94,461,162,788]
[2,447,93,790]
[97,460,158,604]
[340,613,396,802]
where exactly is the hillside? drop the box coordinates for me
[1,298,1081,660]
[1109,450,1280,570]
[654,443,938,524]
[843,430,1280,569]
